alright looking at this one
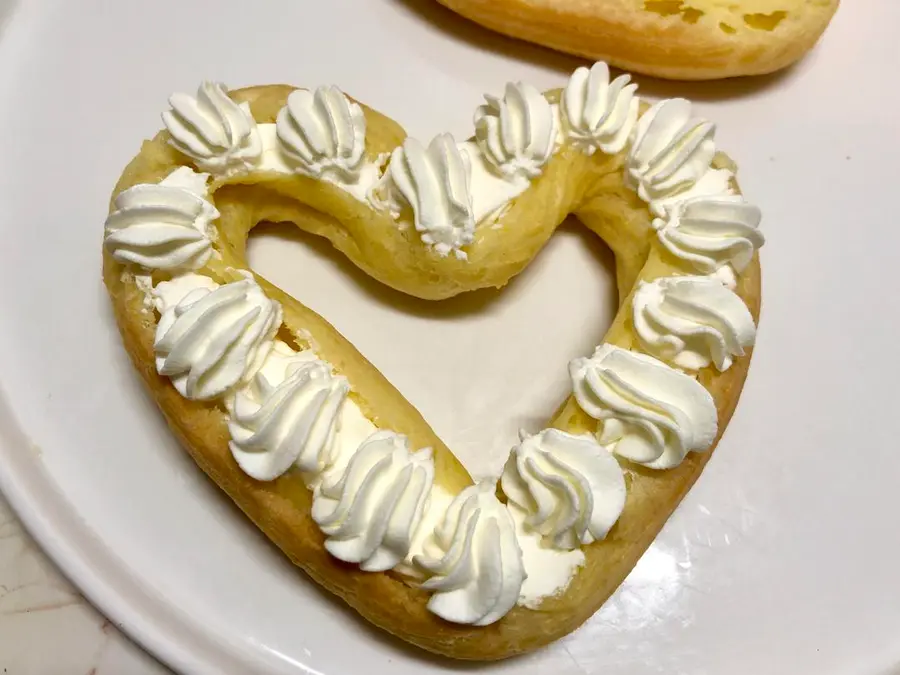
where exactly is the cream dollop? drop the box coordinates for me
[312,431,434,572]
[384,134,475,259]
[646,166,734,219]
[501,429,626,550]
[154,275,281,400]
[633,275,756,372]
[275,86,366,180]
[562,62,639,155]
[415,481,525,626]
[227,343,350,481]
[569,344,718,469]
[156,165,213,195]
[626,98,716,205]
[654,195,765,274]
[104,168,217,271]
[162,82,261,174]
[152,272,218,313]
[474,81,557,179]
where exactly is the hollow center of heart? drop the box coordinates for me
[247,221,617,478]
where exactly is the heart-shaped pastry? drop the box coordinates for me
[102,63,763,660]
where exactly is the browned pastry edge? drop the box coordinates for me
[435,0,839,80]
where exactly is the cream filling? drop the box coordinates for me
[463,104,565,227]
[509,502,585,608]
[461,140,530,225]
[256,123,384,203]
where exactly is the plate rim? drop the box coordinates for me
[0,385,295,675]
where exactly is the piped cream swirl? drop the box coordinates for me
[312,431,434,572]
[415,481,525,626]
[633,275,756,372]
[154,274,281,400]
[569,344,718,469]
[162,82,261,174]
[227,342,350,481]
[626,98,716,206]
[474,81,557,179]
[384,134,475,259]
[501,429,626,550]
[275,86,366,180]
[104,167,217,271]
[562,62,639,155]
[654,196,765,274]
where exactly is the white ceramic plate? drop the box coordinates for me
[0,1,897,673]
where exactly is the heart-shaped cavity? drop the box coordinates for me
[246,220,619,475]
[102,64,764,660]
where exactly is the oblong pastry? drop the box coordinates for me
[434,0,839,80]
[102,66,764,660]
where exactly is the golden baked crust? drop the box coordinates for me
[102,85,761,659]
[435,0,839,80]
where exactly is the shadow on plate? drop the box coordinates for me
[0,0,18,41]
